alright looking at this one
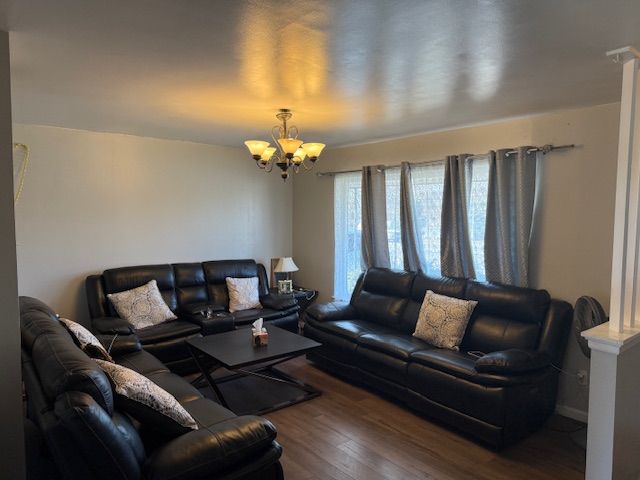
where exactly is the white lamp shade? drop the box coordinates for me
[274,257,299,273]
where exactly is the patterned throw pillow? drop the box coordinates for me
[95,359,198,437]
[225,277,262,313]
[59,317,114,362]
[413,290,478,350]
[107,280,177,330]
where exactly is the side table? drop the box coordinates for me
[269,286,318,332]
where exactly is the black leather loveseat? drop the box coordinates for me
[20,296,284,480]
[303,268,572,449]
[86,259,299,373]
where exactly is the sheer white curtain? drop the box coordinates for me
[385,167,404,270]
[334,172,363,301]
[467,155,490,281]
[410,162,446,275]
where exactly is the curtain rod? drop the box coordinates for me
[315,143,576,177]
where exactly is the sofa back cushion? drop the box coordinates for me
[19,297,114,415]
[461,281,551,353]
[202,260,269,308]
[399,272,467,334]
[103,265,177,316]
[173,263,208,309]
[351,268,414,327]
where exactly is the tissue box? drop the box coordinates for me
[252,328,269,347]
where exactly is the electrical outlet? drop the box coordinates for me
[577,370,589,387]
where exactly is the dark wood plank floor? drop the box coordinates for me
[266,358,586,480]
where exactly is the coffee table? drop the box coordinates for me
[186,326,322,415]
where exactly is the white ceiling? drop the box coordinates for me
[4,0,640,148]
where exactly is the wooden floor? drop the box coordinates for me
[265,357,586,480]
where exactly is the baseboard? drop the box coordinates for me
[555,404,588,424]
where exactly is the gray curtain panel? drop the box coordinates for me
[441,154,476,278]
[484,147,538,286]
[361,165,390,268]
[400,162,424,271]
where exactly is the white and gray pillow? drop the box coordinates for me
[225,277,262,313]
[107,279,177,330]
[413,290,477,350]
[59,317,114,362]
[95,359,198,437]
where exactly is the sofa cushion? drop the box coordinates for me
[232,308,287,324]
[474,349,551,374]
[203,260,267,308]
[59,317,114,362]
[351,269,414,328]
[413,291,477,350]
[32,332,114,414]
[96,360,198,438]
[136,320,201,345]
[352,291,409,327]
[357,332,434,360]
[465,281,550,324]
[308,319,395,341]
[174,263,209,309]
[145,371,202,404]
[103,264,178,314]
[226,277,262,313]
[108,280,177,330]
[399,273,468,333]
[409,349,538,387]
[461,313,541,353]
[117,350,170,376]
[181,397,237,429]
[360,268,415,297]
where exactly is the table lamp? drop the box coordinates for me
[274,257,298,294]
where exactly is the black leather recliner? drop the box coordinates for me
[86,259,299,373]
[20,296,284,480]
[303,268,572,449]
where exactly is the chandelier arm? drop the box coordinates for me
[288,125,299,139]
[264,158,275,173]
[271,126,285,154]
[299,158,314,171]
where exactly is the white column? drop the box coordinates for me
[608,46,640,333]
[582,46,640,480]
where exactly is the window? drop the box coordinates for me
[385,168,404,270]
[410,162,446,275]
[334,172,362,301]
[333,159,490,300]
[467,156,490,281]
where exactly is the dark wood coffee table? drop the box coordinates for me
[186,326,321,415]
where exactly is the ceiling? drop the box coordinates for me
[3,0,640,148]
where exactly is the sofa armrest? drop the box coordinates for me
[96,333,142,357]
[183,312,235,335]
[474,349,551,374]
[144,416,279,480]
[260,293,298,311]
[181,302,226,315]
[305,302,358,323]
[92,316,134,335]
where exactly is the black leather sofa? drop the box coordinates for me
[303,268,572,449]
[86,259,299,373]
[20,296,284,480]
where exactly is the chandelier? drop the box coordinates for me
[244,108,325,180]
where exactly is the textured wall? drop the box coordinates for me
[292,103,620,419]
[13,124,293,324]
